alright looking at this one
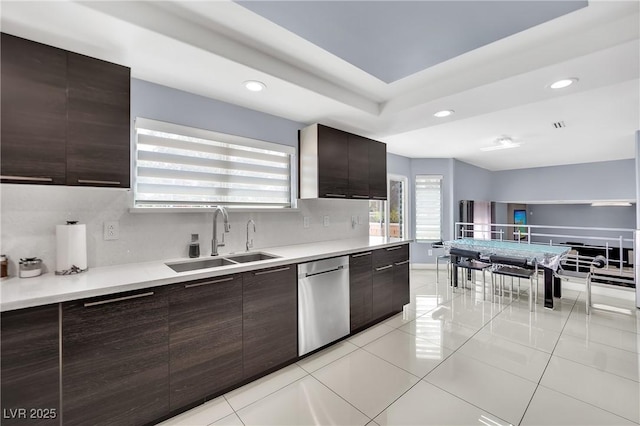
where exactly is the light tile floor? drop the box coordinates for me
[159,270,640,426]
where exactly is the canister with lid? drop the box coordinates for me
[19,257,43,278]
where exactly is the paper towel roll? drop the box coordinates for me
[56,223,88,273]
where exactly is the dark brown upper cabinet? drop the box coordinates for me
[0,33,67,185]
[299,123,387,200]
[0,33,131,188]
[348,134,370,199]
[67,52,131,188]
[369,139,388,200]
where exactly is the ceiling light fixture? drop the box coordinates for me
[480,136,521,152]
[549,78,578,89]
[244,80,266,92]
[590,201,632,207]
[433,110,454,118]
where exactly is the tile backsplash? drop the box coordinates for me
[0,184,369,275]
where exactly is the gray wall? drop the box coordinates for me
[453,159,492,203]
[132,79,302,147]
[491,159,636,203]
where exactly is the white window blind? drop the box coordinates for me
[415,175,442,241]
[134,118,294,209]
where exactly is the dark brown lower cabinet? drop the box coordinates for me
[62,288,169,426]
[1,305,59,426]
[168,275,243,410]
[372,263,394,320]
[242,265,297,379]
[392,259,410,312]
[349,252,373,331]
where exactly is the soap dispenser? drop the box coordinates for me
[189,234,200,258]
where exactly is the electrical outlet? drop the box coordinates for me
[351,215,357,228]
[104,221,119,240]
[357,215,362,225]
[323,215,330,227]
[428,249,433,256]
[303,216,310,229]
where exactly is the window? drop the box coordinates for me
[388,175,408,239]
[134,118,295,209]
[369,175,408,239]
[415,175,442,241]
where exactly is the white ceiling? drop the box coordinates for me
[2,0,639,171]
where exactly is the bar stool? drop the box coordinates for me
[449,248,491,300]
[489,255,538,310]
[431,241,450,282]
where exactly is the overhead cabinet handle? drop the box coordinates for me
[395,260,410,266]
[185,276,234,288]
[373,196,386,200]
[375,264,393,271]
[77,179,121,185]
[83,291,154,307]
[254,266,290,276]
[1,175,53,182]
[351,195,369,199]
[386,246,402,251]
[325,193,347,198]
[352,252,372,258]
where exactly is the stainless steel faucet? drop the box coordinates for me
[211,206,230,256]
[246,219,256,252]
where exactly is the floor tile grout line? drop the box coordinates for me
[297,342,360,374]
[550,351,640,384]
[307,373,373,424]
[516,291,578,426]
[533,382,640,425]
[422,379,514,426]
[223,369,310,415]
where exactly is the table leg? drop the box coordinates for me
[451,255,458,288]
[543,267,554,309]
[554,275,562,298]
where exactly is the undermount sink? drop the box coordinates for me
[224,252,280,263]
[166,257,236,273]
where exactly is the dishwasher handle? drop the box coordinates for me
[304,265,345,278]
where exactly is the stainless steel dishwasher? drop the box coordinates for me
[298,256,350,356]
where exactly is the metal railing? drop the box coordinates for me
[454,221,635,279]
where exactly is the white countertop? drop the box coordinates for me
[1,237,412,312]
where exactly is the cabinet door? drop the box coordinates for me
[66,52,130,188]
[369,139,387,200]
[243,265,297,379]
[372,264,394,320]
[392,260,410,312]
[1,305,59,426]
[62,289,169,426]
[348,134,370,199]
[349,252,373,331]
[317,124,349,198]
[1,33,67,185]
[169,275,243,410]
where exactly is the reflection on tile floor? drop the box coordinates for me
[159,269,640,426]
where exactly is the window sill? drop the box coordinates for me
[129,207,301,214]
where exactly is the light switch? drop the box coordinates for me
[303,216,310,229]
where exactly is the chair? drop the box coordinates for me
[431,241,451,282]
[449,248,491,300]
[586,255,635,315]
[489,255,538,311]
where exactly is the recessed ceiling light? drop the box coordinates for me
[244,80,266,92]
[549,78,578,89]
[434,110,454,118]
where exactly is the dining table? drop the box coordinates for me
[445,238,571,309]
